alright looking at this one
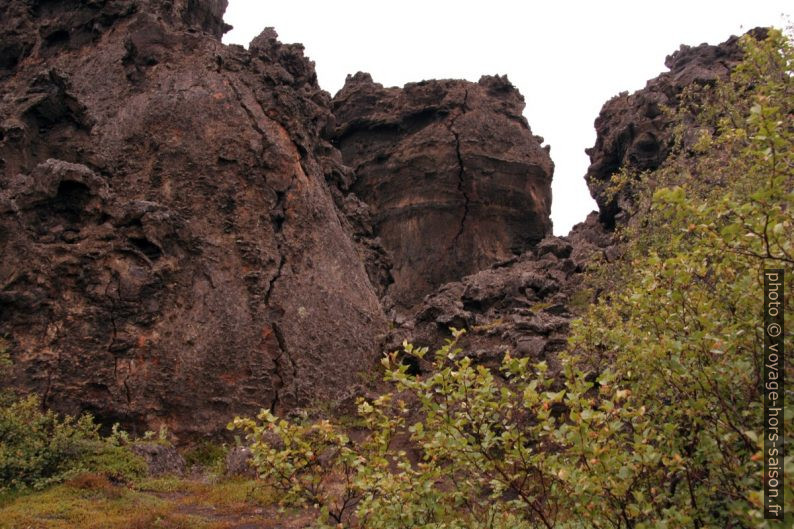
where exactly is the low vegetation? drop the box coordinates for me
[0,339,146,493]
[0,342,282,528]
[0,475,286,529]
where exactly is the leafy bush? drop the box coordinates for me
[231,334,576,529]
[183,441,228,474]
[231,29,792,529]
[77,442,148,484]
[0,343,146,491]
[0,395,101,491]
[559,28,793,528]
[231,410,361,524]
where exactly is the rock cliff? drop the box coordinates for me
[382,29,764,367]
[585,29,765,226]
[0,0,387,436]
[331,73,553,308]
[0,0,762,437]
[384,214,614,374]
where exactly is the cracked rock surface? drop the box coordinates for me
[331,73,554,309]
[0,0,387,436]
[1,2,757,440]
[386,212,615,371]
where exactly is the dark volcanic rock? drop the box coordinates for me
[130,441,186,476]
[387,213,614,370]
[224,446,256,478]
[331,73,554,308]
[585,29,766,226]
[393,30,768,370]
[0,1,387,436]
[2,1,756,441]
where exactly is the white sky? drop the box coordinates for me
[222,1,790,235]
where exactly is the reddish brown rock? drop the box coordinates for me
[392,30,768,373]
[0,1,387,436]
[331,74,554,308]
[386,213,614,370]
[2,2,760,442]
[585,29,766,226]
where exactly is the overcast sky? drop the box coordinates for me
[222,1,790,235]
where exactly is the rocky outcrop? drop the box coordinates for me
[331,74,554,308]
[130,441,186,476]
[0,1,387,436]
[1,1,761,440]
[386,213,615,370]
[585,29,766,226]
[386,29,773,369]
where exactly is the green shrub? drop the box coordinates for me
[183,441,227,470]
[559,28,794,528]
[231,334,575,529]
[0,395,101,491]
[78,442,148,484]
[0,342,146,491]
[231,410,361,524]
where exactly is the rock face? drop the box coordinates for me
[584,30,765,226]
[0,0,387,436]
[1,1,757,439]
[385,213,615,370]
[332,74,554,308]
[382,30,765,367]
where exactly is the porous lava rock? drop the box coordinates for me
[392,29,768,368]
[585,29,766,226]
[0,0,387,436]
[2,1,759,441]
[385,213,615,370]
[331,73,554,308]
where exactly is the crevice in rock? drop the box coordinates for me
[263,178,296,306]
[225,74,293,308]
[128,236,162,261]
[447,88,470,251]
[270,322,297,413]
[122,364,132,405]
[105,274,119,354]
[104,273,132,406]
[225,75,268,160]
[225,75,304,413]
[112,358,132,405]
[264,252,286,305]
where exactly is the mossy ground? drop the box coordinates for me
[0,474,314,529]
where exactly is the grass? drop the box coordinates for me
[0,478,206,529]
[0,474,289,529]
[135,475,204,494]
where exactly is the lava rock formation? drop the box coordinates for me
[0,0,761,437]
[585,29,766,226]
[0,0,387,435]
[332,73,553,308]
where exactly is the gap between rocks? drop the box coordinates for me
[447,88,470,252]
